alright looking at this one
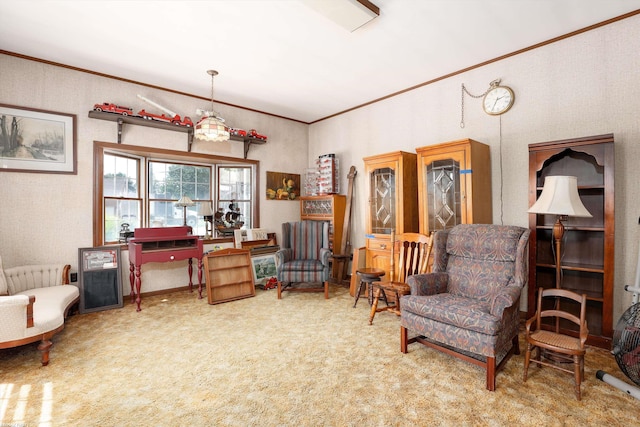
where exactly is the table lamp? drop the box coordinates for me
[176,196,195,227]
[528,175,592,289]
[198,201,214,239]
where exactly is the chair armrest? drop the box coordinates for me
[406,272,449,296]
[320,248,331,267]
[275,248,293,266]
[0,295,33,342]
[489,285,523,318]
[524,314,537,335]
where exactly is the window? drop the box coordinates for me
[103,153,141,243]
[217,166,252,233]
[94,142,259,246]
[148,161,211,232]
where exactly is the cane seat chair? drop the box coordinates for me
[368,231,433,325]
[523,287,589,400]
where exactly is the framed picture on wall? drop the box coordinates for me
[0,103,77,174]
[266,171,300,200]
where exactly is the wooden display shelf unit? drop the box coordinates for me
[204,248,255,305]
[528,134,614,349]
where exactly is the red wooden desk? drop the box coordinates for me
[128,226,203,311]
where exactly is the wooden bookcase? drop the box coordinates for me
[204,248,255,305]
[415,139,492,234]
[528,134,614,349]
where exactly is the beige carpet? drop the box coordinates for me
[1,284,639,426]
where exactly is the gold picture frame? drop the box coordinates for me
[266,171,300,200]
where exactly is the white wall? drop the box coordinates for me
[309,14,640,320]
[0,55,308,295]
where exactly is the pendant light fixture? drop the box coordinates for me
[194,70,230,142]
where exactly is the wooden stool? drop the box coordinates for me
[354,268,385,308]
[369,281,410,325]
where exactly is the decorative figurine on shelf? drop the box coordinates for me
[93,102,134,116]
[213,201,244,236]
[229,128,247,137]
[248,129,267,141]
[136,94,193,127]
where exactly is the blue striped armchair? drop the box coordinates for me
[276,221,331,299]
[400,224,530,391]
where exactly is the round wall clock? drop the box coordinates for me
[482,85,515,115]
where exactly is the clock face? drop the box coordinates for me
[483,86,515,115]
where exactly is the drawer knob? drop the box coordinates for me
[170,255,175,260]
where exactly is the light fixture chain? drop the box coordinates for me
[208,69,219,113]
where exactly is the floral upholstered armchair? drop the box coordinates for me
[276,221,331,299]
[400,224,530,391]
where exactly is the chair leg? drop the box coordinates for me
[353,281,365,308]
[533,346,542,368]
[277,281,282,299]
[523,343,532,382]
[400,325,408,353]
[486,356,496,391]
[368,286,382,325]
[574,355,582,401]
[38,339,52,366]
[513,335,520,355]
[324,281,329,299]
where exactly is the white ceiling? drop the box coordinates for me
[2,0,640,123]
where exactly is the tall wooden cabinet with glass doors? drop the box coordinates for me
[415,139,493,234]
[363,151,419,277]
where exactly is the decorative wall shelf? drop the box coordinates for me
[528,134,614,349]
[88,110,266,157]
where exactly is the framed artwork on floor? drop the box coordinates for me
[251,253,277,285]
[78,246,123,314]
[0,103,77,174]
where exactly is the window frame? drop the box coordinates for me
[102,152,143,243]
[147,159,213,233]
[93,141,260,247]
[216,165,254,230]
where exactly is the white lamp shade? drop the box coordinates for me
[176,196,195,207]
[528,175,592,217]
[198,201,214,216]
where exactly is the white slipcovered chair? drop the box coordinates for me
[0,256,79,365]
